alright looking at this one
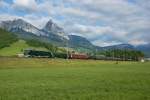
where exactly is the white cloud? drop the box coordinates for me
[13,0,38,11]
[92,40,122,47]
[0,14,21,21]
[0,0,9,7]
[60,0,150,46]
[23,14,50,28]
[129,39,148,46]
[0,14,49,28]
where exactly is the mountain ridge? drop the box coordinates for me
[0,19,149,57]
[0,19,68,46]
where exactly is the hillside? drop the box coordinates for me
[136,44,150,57]
[0,28,18,49]
[0,40,48,56]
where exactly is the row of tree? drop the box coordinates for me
[96,49,144,61]
[26,39,67,55]
[26,39,58,53]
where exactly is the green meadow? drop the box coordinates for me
[0,58,150,100]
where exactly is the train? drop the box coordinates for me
[23,49,140,61]
[24,49,53,58]
[23,49,89,59]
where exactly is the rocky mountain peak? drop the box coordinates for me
[1,19,30,30]
[44,20,63,33]
[0,19,47,36]
[43,19,68,39]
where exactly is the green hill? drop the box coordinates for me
[0,39,67,57]
[0,28,18,49]
[0,40,48,56]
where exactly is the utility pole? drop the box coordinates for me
[113,49,114,61]
[67,41,69,60]
[124,49,126,61]
[65,35,70,60]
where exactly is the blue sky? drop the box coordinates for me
[0,0,150,46]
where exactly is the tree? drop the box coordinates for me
[96,49,144,61]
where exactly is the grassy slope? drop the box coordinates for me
[0,28,18,49]
[0,58,150,100]
[0,40,48,56]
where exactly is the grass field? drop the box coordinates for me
[0,58,150,100]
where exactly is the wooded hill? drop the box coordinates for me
[0,28,18,49]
